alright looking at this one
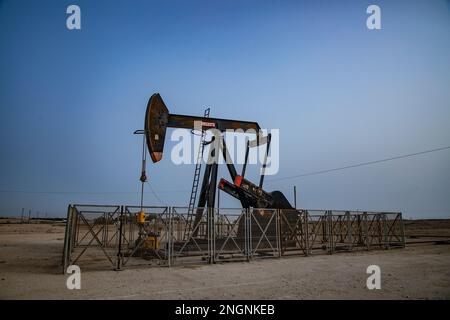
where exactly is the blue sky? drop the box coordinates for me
[0,0,449,218]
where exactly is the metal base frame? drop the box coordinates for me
[62,205,405,273]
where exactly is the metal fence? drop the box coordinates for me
[62,205,121,272]
[62,205,405,273]
[119,206,171,268]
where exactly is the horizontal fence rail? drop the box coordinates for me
[62,205,405,273]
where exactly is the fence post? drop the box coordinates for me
[102,212,107,247]
[399,212,406,248]
[330,211,335,254]
[213,208,216,263]
[168,206,172,267]
[207,207,215,264]
[245,208,251,261]
[62,204,72,274]
[363,212,369,251]
[346,211,352,251]
[72,207,79,249]
[304,210,310,256]
[115,205,124,271]
[244,208,248,261]
[276,209,281,258]
[383,213,388,249]
[248,207,253,261]
[326,211,332,254]
[71,206,77,257]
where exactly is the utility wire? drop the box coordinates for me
[2,146,449,193]
[0,190,188,195]
[146,181,168,206]
[267,145,450,183]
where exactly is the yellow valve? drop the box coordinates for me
[137,210,146,224]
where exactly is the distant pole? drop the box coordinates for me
[28,209,31,223]
[293,186,297,209]
[21,208,24,222]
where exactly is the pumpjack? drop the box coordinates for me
[141,93,298,250]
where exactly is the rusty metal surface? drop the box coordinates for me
[144,93,169,162]
[144,93,261,163]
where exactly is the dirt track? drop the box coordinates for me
[0,221,450,299]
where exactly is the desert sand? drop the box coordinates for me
[0,219,449,299]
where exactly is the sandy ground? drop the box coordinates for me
[1,220,450,300]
